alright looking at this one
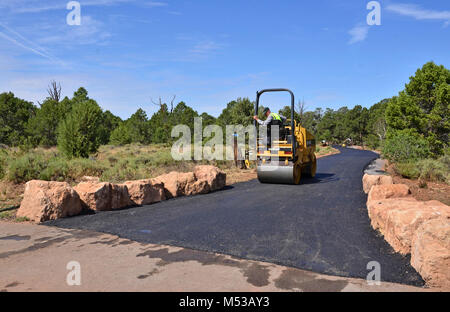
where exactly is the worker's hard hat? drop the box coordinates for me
[262,107,270,114]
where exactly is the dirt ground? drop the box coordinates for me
[385,163,450,206]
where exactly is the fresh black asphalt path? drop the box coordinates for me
[48,147,424,286]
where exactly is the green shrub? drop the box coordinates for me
[0,150,6,179]
[57,100,103,158]
[395,157,449,184]
[67,158,106,179]
[109,123,133,145]
[394,162,420,179]
[101,159,145,183]
[383,130,430,162]
[417,158,449,183]
[439,153,450,168]
[39,158,69,181]
[7,153,46,183]
[365,134,382,150]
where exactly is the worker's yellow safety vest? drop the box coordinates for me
[270,113,282,122]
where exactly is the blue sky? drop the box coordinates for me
[0,0,449,119]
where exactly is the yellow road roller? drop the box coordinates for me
[255,88,316,184]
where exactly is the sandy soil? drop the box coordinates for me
[385,163,450,206]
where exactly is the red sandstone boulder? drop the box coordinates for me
[80,176,100,183]
[185,179,210,196]
[153,172,196,198]
[123,179,165,205]
[74,182,132,211]
[17,180,82,223]
[362,174,393,194]
[411,217,450,290]
[194,165,226,192]
[368,198,450,254]
[367,183,410,202]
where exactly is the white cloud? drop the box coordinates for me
[143,1,168,7]
[386,3,450,22]
[40,16,111,45]
[190,41,224,55]
[2,0,167,14]
[348,25,369,44]
[0,22,65,66]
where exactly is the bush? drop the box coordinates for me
[67,158,107,179]
[394,162,420,179]
[417,158,449,184]
[109,123,133,145]
[101,159,145,183]
[395,157,449,184]
[7,153,46,183]
[383,130,430,162]
[58,100,103,158]
[365,133,382,150]
[0,150,6,180]
[39,158,69,181]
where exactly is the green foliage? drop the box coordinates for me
[57,98,104,158]
[383,129,430,162]
[394,162,420,180]
[417,158,449,183]
[109,122,134,145]
[395,156,449,184]
[0,92,36,146]
[66,158,107,178]
[39,158,69,182]
[217,98,254,127]
[110,109,150,145]
[0,149,7,179]
[26,98,72,147]
[386,62,449,156]
[98,110,122,145]
[148,104,172,144]
[4,148,107,183]
[7,153,47,183]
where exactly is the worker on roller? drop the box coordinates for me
[253,107,286,126]
[253,108,287,146]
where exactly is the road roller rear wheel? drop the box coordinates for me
[302,155,317,178]
[309,155,317,178]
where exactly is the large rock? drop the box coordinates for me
[362,174,393,194]
[368,198,450,254]
[80,176,100,183]
[367,183,410,202]
[74,182,132,211]
[17,180,82,223]
[153,172,196,198]
[123,179,165,205]
[185,179,210,196]
[194,165,226,191]
[411,217,450,289]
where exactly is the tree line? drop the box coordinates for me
[0,62,448,161]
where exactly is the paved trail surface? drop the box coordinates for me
[48,147,423,286]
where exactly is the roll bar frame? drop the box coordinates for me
[254,88,296,160]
